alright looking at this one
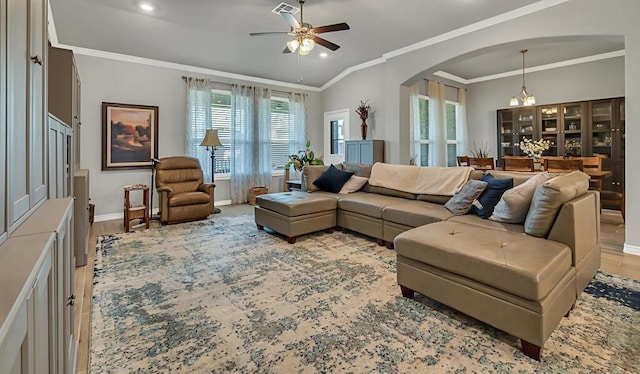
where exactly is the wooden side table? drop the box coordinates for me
[124,184,150,232]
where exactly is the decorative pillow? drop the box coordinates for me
[490,172,554,223]
[342,162,372,178]
[473,174,513,218]
[313,164,355,193]
[524,171,590,238]
[339,175,369,194]
[303,164,342,192]
[444,180,488,216]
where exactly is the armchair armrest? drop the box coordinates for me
[157,186,173,194]
[198,183,215,193]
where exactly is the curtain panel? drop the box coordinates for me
[428,81,447,167]
[456,89,469,157]
[185,78,216,181]
[230,85,273,204]
[288,93,307,158]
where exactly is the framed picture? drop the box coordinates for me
[102,102,159,170]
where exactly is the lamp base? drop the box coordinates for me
[213,207,221,214]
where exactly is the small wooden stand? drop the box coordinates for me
[124,184,150,232]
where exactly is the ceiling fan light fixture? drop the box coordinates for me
[287,39,299,53]
[510,49,536,107]
[302,38,314,50]
[298,45,311,55]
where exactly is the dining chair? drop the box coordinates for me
[601,190,625,221]
[581,156,603,190]
[468,157,494,170]
[543,158,584,173]
[503,157,535,172]
[457,156,470,166]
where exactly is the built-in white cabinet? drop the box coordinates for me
[48,115,74,199]
[74,169,90,266]
[5,0,48,231]
[345,140,385,165]
[1,198,76,374]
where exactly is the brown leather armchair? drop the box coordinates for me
[155,156,214,224]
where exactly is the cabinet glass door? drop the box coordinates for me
[562,103,583,156]
[498,110,515,156]
[619,100,625,160]
[516,108,535,156]
[591,101,613,158]
[540,105,559,156]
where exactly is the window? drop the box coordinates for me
[188,90,299,176]
[416,96,460,167]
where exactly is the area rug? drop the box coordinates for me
[90,214,640,373]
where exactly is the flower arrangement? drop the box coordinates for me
[285,140,324,172]
[519,137,550,159]
[470,141,490,158]
[355,100,371,120]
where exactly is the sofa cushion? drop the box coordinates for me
[168,191,211,207]
[338,192,407,219]
[525,171,590,238]
[382,201,453,227]
[416,194,451,204]
[361,184,417,200]
[339,175,369,194]
[490,172,554,224]
[256,191,337,217]
[303,164,343,192]
[444,180,488,215]
[313,165,354,193]
[473,174,513,218]
[394,221,572,301]
[448,214,525,234]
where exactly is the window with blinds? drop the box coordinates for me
[417,96,459,167]
[188,90,296,175]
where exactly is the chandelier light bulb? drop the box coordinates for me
[302,38,315,50]
[298,45,311,55]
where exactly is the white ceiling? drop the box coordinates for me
[49,0,624,88]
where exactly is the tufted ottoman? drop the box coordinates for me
[254,191,338,243]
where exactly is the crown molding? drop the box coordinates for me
[434,50,626,85]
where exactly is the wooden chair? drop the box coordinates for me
[456,156,469,166]
[468,157,494,170]
[581,156,603,190]
[503,157,534,172]
[601,190,625,221]
[543,158,583,173]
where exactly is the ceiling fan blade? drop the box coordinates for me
[313,36,340,51]
[249,31,289,36]
[311,23,350,34]
[281,12,300,29]
[282,46,292,54]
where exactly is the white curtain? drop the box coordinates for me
[456,88,469,156]
[428,81,447,166]
[185,77,216,181]
[230,85,272,204]
[288,92,307,158]
[409,83,421,165]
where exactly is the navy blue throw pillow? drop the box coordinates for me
[313,164,355,193]
[473,174,513,218]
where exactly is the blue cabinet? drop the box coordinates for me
[345,140,384,165]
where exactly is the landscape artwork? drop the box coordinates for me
[102,102,159,170]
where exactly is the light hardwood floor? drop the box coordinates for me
[74,206,637,373]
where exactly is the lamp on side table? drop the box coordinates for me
[200,129,222,214]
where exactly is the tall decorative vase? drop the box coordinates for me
[361,120,368,140]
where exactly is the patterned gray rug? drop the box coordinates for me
[91,214,640,373]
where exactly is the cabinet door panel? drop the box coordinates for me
[359,142,374,165]
[345,142,359,163]
[7,0,30,225]
[0,0,7,242]
[29,0,47,206]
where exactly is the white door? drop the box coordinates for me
[323,109,349,165]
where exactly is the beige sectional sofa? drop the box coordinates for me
[254,162,601,360]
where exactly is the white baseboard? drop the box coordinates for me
[623,243,640,256]
[216,200,232,206]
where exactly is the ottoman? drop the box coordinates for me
[255,191,338,243]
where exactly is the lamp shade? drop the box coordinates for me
[200,129,222,147]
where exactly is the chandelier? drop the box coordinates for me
[510,49,536,106]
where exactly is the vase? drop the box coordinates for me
[361,120,368,140]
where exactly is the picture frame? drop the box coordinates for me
[102,102,159,170]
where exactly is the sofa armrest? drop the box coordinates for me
[547,191,600,267]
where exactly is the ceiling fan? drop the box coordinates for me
[249,0,350,55]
